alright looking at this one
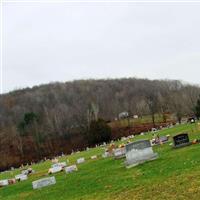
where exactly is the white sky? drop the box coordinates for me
[1,1,200,93]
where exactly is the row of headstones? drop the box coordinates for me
[0,133,192,188]
[103,132,193,168]
[0,174,28,187]
[33,164,78,189]
[33,154,101,189]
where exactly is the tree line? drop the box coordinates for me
[0,78,200,170]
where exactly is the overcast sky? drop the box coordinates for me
[2,1,200,93]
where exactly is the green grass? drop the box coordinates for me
[1,123,200,200]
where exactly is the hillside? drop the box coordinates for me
[0,78,200,170]
[1,123,200,200]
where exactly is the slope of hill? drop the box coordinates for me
[1,123,200,200]
[0,78,199,170]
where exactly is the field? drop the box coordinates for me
[1,123,200,200]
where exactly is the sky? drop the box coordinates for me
[1,1,200,93]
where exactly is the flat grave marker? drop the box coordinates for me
[0,179,8,187]
[48,166,63,174]
[65,165,78,173]
[77,157,85,164]
[15,174,28,181]
[32,176,56,189]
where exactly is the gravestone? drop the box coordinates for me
[22,168,34,175]
[125,140,158,168]
[113,148,126,159]
[77,157,85,164]
[0,179,8,187]
[15,174,28,181]
[173,133,191,148]
[48,166,63,174]
[32,176,56,189]
[52,162,67,168]
[102,151,111,158]
[91,155,97,160]
[65,165,78,173]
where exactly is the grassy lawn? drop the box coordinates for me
[1,123,200,200]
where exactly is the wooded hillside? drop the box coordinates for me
[0,78,199,170]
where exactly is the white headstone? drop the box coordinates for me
[15,174,28,181]
[48,166,62,174]
[0,179,9,187]
[91,155,97,160]
[52,162,67,168]
[65,165,78,173]
[32,176,56,189]
[77,157,85,164]
[102,151,110,158]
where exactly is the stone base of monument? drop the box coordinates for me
[173,142,192,149]
[125,153,158,168]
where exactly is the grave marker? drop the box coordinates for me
[32,177,56,189]
[65,165,78,173]
[125,140,158,168]
[0,179,8,187]
[15,174,28,181]
[113,148,126,159]
[77,157,85,164]
[173,133,191,148]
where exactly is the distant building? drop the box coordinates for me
[118,112,129,119]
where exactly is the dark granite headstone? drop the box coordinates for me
[173,133,191,148]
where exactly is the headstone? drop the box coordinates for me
[32,176,56,189]
[152,136,169,145]
[65,165,78,173]
[113,148,126,159]
[48,166,63,174]
[125,140,158,168]
[77,157,85,164]
[51,158,59,163]
[15,174,28,181]
[52,162,67,168]
[173,133,191,148]
[102,151,111,158]
[22,167,34,175]
[0,179,8,187]
[91,155,97,160]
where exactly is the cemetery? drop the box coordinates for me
[1,123,200,199]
